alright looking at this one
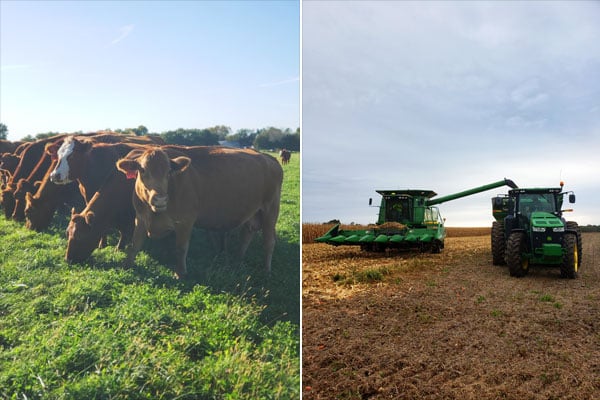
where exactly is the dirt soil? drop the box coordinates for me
[302,230,600,399]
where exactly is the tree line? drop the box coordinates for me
[0,123,300,152]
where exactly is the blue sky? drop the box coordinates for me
[0,0,299,140]
[303,1,600,226]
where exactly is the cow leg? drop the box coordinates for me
[261,199,281,274]
[116,229,131,251]
[124,218,147,269]
[237,215,260,265]
[117,217,135,251]
[262,225,276,274]
[174,222,194,279]
[98,235,107,248]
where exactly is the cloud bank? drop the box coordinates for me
[302,1,600,226]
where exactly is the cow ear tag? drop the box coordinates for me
[126,170,137,180]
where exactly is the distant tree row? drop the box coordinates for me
[580,225,600,232]
[0,123,300,151]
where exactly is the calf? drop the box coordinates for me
[116,146,283,278]
[65,167,136,263]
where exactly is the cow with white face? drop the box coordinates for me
[48,137,76,184]
[116,145,283,279]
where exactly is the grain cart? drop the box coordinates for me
[491,182,581,278]
[315,178,518,253]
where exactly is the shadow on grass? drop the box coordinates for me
[146,228,300,327]
[81,227,300,327]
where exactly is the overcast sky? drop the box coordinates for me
[302,1,600,227]
[0,1,299,140]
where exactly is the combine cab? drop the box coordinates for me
[491,182,582,278]
[316,178,517,254]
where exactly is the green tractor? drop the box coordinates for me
[491,183,582,278]
[315,178,518,253]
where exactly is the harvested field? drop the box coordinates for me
[302,227,600,399]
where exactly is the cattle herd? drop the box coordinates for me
[0,133,284,278]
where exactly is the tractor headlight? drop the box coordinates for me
[553,227,565,232]
[532,227,546,232]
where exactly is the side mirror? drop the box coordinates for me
[369,198,372,206]
[569,194,576,204]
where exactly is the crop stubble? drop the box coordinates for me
[302,228,600,399]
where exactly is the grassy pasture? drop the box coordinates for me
[0,151,299,399]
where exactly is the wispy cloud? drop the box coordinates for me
[258,76,299,88]
[110,24,134,45]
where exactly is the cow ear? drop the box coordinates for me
[85,211,95,226]
[170,156,191,175]
[45,142,60,160]
[116,159,141,179]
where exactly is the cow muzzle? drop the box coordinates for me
[50,170,71,184]
[150,193,168,213]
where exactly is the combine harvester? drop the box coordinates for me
[491,181,582,278]
[316,178,518,254]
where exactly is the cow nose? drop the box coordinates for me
[151,194,168,211]
[50,171,61,182]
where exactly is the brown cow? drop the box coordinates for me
[116,146,283,278]
[24,177,82,231]
[65,163,138,263]
[0,148,23,191]
[279,149,291,165]
[12,178,40,221]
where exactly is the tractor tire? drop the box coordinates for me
[506,231,528,277]
[566,221,582,268]
[560,232,578,279]
[491,221,506,265]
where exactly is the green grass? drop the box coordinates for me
[0,152,300,399]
